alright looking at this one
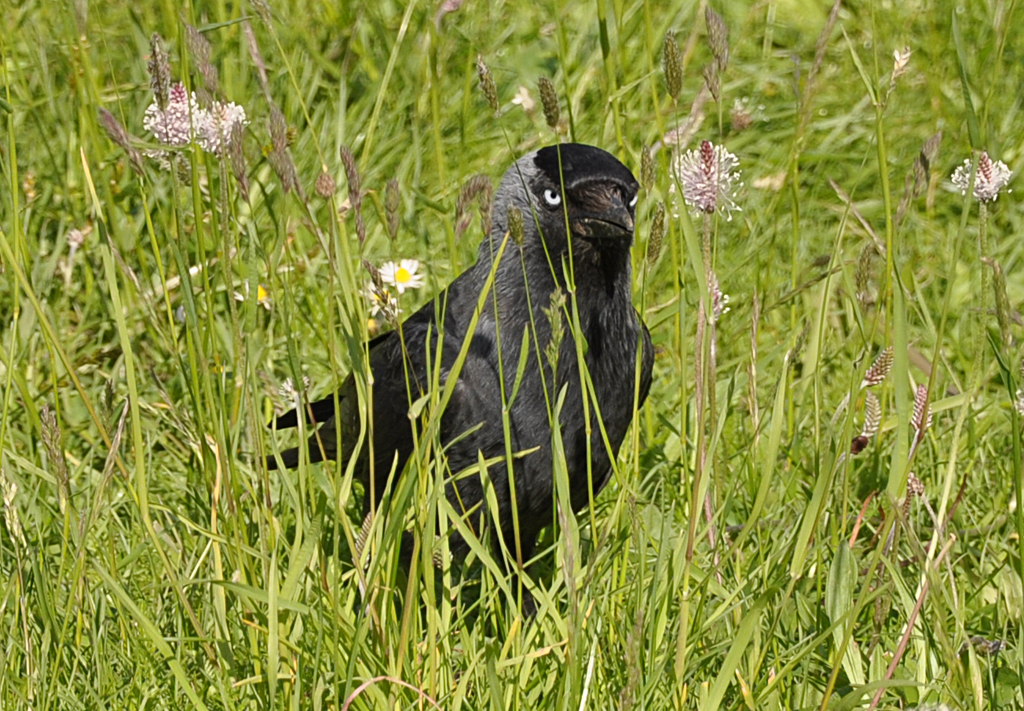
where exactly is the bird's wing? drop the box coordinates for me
[266,270,503,473]
[368,279,501,428]
[269,302,438,431]
[265,305,440,470]
[638,315,654,407]
[264,270,491,432]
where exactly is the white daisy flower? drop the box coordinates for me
[379,259,425,294]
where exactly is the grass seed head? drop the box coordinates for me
[269,104,288,153]
[911,385,932,441]
[340,145,365,243]
[702,63,720,103]
[640,144,655,191]
[861,346,893,388]
[477,56,499,114]
[887,46,912,99]
[174,154,192,184]
[148,33,171,109]
[455,174,493,241]
[229,121,249,200]
[249,0,271,23]
[538,77,559,129]
[267,118,298,193]
[906,472,925,498]
[315,169,335,199]
[855,243,876,307]
[98,108,143,175]
[340,146,360,202]
[243,20,270,94]
[861,390,881,438]
[662,31,683,100]
[508,205,524,245]
[920,131,942,174]
[982,257,1012,347]
[40,405,69,515]
[184,22,218,95]
[543,288,566,371]
[705,6,729,71]
[903,472,924,518]
[646,201,665,267]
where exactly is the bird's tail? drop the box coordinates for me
[266,446,299,470]
[272,393,338,429]
[266,439,326,470]
[266,393,338,469]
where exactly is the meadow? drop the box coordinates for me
[1,0,1023,708]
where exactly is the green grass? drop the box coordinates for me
[2,0,1023,708]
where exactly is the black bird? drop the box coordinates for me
[269,143,653,609]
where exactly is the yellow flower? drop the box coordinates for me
[256,283,271,310]
[234,282,272,310]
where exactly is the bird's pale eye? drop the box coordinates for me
[543,189,561,207]
[629,194,638,208]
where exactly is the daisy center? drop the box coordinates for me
[395,267,411,283]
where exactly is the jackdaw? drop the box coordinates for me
[269,143,653,610]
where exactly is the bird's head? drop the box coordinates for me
[489,144,640,255]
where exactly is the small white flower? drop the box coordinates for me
[197,100,248,154]
[66,226,90,261]
[891,47,912,80]
[951,151,1012,203]
[379,259,425,294]
[67,227,86,250]
[710,271,730,322]
[364,281,400,319]
[511,86,535,112]
[280,378,300,407]
[143,83,202,147]
[143,82,247,157]
[673,140,742,220]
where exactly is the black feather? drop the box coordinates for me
[272,393,338,429]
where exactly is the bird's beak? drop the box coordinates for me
[571,192,634,240]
